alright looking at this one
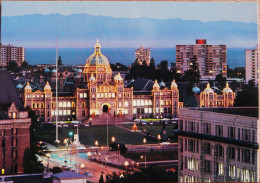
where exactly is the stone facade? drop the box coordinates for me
[177,108,259,182]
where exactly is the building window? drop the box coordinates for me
[119,102,122,107]
[133,100,136,106]
[242,148,251,163]
[215,145,224,159]
[82,102,85,108]
[80,93,83,98]
[229,165,236,179]
[59,102,62,108]
[84,93,87,98]
[72,102,75,108]
[124,101,128,107]
[228,147,235,160]
[204,143,211,155]
[124,109,128,114]
[188,139,195,152]
[63,102,67,108]
[218,162,224,176]
[82,110,85,116]
[67,102,71,107]
[204,160,211,173]
[215,125,223,137]
[228,127,235,139]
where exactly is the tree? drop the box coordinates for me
[150,58,155,69]
[158,60,169,72]
[23,107,47,173]
[110,143,127,155]
[20,61,29,70]
[142,60,147,66]
[182,55,200,84]
[215,74,226,89]
[7,61,19,72]
[58,56,63,66]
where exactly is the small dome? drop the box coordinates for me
[89,73,96,81]
[159,81,165,87]
[204,83,214,94]
[77,69,82,73]
[44,68,50,72]
[153,80,160,88]
[222,82,233,93]
[114,73,123,81]
[130,79,135,82]
[51,69,57,73]
[171,80,178,88]
[16,83,23,89]
[25,82,32,90]
[192,86,200,93]
[44,81,51,90]
[75,75,81,79]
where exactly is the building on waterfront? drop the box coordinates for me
[245,46,258,85]
[0,70,31,174]
[176,39,227,80]
[23,40,181,122]
[135,46,151,65]
[0,44,25,67]
[176,107,259,182]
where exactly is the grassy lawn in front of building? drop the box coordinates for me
[39,124,159,146]
[123,125,175,137]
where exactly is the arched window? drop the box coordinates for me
[133,100,136,106]
[145,100,148,106]
[72,102,75,108]
[63,102,67,108]
[67,102,71,107]
[33,103,36,108]
[37,103,40,108]
[82,102,85,108]
[137,100,140,106]
[160,100,164,105]
[97,93,100,98]
[59,102,62,108]
[141,100,144,106]
[41,103,44,108]
[124,101,128,107]
[149,100,152,105]
[80,93,83,98]
[84,93,87,98]
[52,103,55,108]
[119,102,122,107]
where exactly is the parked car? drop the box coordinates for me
[84,172,93,177]
[159,142,170,146]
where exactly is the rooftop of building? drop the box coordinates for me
[3,174,52,183]
[189,107,258,118]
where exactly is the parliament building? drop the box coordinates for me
[23,41,181,122]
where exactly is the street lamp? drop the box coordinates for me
[141,155,147,169]
[95,140,99,147]
[111,136,115,143]
[157,134,161,144]
[87,151,92,158]
[139,116,142,122]
[143,138,147,150]
[80,163,85,172]
[124,161,129,173]
[46,153,51,171]
[117,144,120,156]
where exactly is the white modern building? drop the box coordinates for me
[245,47,258,85]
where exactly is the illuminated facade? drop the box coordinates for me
[23,41,181,122]
[176,39,227,80]
[200,82,236,108]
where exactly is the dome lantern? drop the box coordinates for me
[153,80,160,89]
[222,82,233,93]
[171,79,178,89]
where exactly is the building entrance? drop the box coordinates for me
[103,105,109,113]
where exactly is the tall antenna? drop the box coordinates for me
[55,37,59,143]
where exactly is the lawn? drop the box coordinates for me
[123,125,175,137]
[123,151,178,162]
[39,124,158,146]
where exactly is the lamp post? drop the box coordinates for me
[143,138,147,150]
[139,116,142,123]
[80,163,85,173]
[46,153,51,171]
[141,155,146,169]
[111,136,115,143]
[124,161,129,173]
[157,134,161,144]
[87,151,92,159]
[117,144,120,156]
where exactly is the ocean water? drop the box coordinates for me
[25,48,247,69]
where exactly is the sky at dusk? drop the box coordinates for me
[2,1,257,23]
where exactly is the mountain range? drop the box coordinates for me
[2,13,257,48]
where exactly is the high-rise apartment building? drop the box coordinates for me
[177,107,259,182]
[135,46,150,65]
[245,47,258,85]
[0,44,25,67]
[176,39,227,80]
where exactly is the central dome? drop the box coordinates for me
[85,39,110,66]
